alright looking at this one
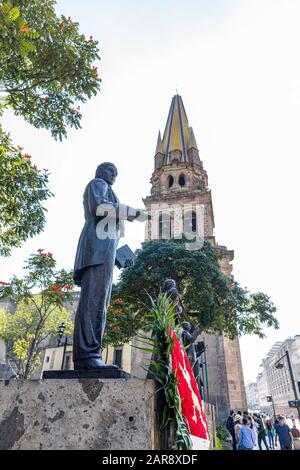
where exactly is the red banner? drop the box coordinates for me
[171,329,209,448]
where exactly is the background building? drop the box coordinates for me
[246,381,260,411]
[252,337,300,417]
[262,336,300,417]
[256,370,271,414]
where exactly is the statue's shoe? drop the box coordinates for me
[74,358,118,370]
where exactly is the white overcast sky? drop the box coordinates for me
[1,0,300,383]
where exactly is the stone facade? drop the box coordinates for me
[0,379,159,450]
[246,381,260,410]
[258,336,300,416]
[0,378,216,450]
[136,94,247,423]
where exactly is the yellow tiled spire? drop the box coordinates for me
[188,126,198,150]
[162,94,190,162]
[155,131,163,155]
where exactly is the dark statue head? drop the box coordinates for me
[95,162,118,185]
[182,321,191,331]
[162,279,176,292]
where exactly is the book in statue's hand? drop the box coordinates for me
[115,244,136,269]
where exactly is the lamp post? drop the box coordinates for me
[274,350,300,420]
[267,395,276,419]
[57,322,67,370]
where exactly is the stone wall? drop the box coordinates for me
[0,379,159,450]
[0,378,216,450]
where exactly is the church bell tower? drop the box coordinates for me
[143,94,247,422]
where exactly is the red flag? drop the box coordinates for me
[170,329,210,449]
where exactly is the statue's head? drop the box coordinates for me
[95,162,118,186]
[182,321,191,331]
[162,279,176,292]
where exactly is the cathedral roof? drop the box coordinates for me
[161,94,198,163]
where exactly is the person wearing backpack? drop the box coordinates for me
[253,413,269,450]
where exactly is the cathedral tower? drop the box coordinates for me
[143,94,247,422]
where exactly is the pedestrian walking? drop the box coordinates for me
[249,416,258,448]
[253,413,269,450]
[226,409,236,450]
[234,414,243,443]
[291,424,300,451]
[266,419,275,449]
[275,416,293,450]
[238,417,256,450]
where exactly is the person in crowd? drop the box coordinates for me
[238,417,256,450]
[253,413,269,450]
[291,424,300,438]
[291,416,296,427]
[234,414,243,444]
[291,424,300,450]
[226,409,236,450]
[266,418,275,449]
[275,416,293,450]
[249,415,258,448]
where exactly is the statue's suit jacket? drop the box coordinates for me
[73,178,124,286]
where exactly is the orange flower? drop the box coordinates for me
[22,26,30,33]
[115,308,122,315]
[91,66,98,77]
[24,154,31,159]
[59,22,64,29]
[51,285,61,291]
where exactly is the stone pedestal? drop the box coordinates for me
[43,368,130,379]
[0,379,159,450]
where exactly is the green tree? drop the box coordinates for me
[0,128,52,256]
[116,238,279,339]
[0,0,101,255]
[103,295,148,351]
[0,249,74,378]
[0,0,100,140]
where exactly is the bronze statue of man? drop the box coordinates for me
[73,162,146,370]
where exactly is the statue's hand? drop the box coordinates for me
[134,209,149,222]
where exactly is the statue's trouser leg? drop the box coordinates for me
[73,254,115,362]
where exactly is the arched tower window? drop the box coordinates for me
[178,174,186,187]
[168,175,174,188]
[191,211,197,233]
[159,211,172,239]
[184,210,197,235]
